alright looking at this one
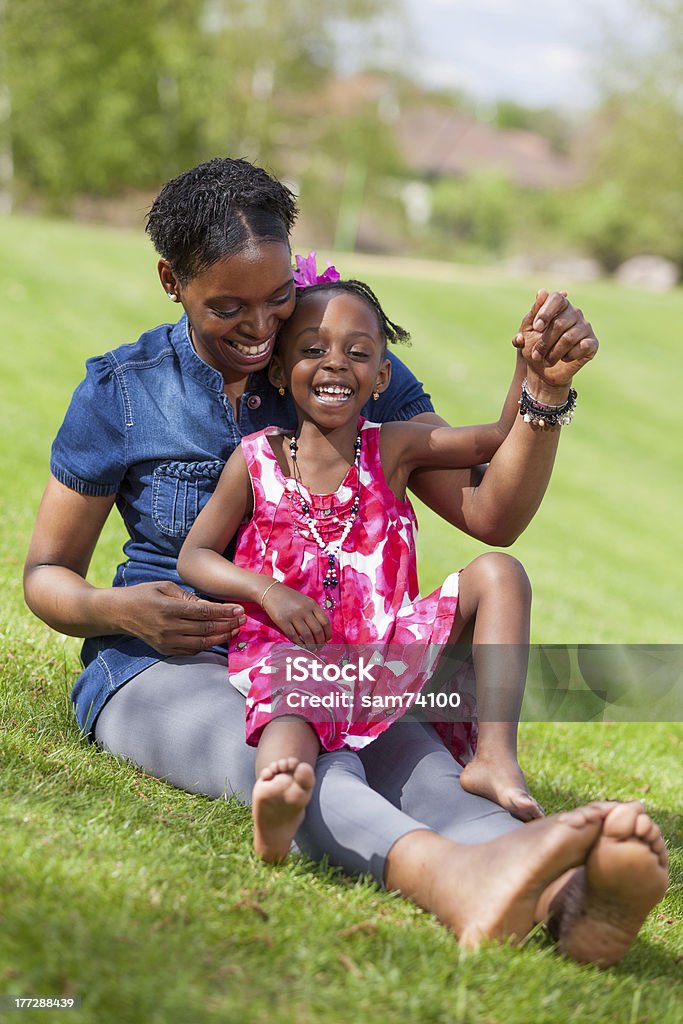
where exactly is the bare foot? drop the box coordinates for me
[460,754,544,821]
[388,801,616,949]
[252,757,316,864]
[552,801,669,967]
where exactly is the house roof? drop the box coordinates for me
[395,105,582,188]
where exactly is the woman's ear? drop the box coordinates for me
[158,259,180,301]
[374,357,392,395]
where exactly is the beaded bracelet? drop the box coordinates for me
[518,378,577,427]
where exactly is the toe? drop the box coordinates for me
[602,801,645,839]
[652,833,667,857]
[510,791,544,821]
[653,839,669,868]
[589,800,619,813]
[510,805,536,823]
[293,761,316,791]
[634,813,653,840]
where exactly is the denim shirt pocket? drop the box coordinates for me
[152,459,225,537]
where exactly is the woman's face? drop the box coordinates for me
[164,241,296,384]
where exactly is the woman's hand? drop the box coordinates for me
[261,583,331,645]
[113,580,245,656]
[23,479,246,655]
[513,289,598,391]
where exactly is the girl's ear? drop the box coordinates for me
[268,354,286,390]
[374,357,392,395]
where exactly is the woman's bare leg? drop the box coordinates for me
[252,716,319,863]
[365,724,668,962]
[448,553,541,820]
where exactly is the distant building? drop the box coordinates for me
[395,105,582,189]
[322,74,583,190]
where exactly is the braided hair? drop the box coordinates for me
[295,279,410,347]
[145,157,298,283]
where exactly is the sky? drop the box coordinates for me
[383,0,634,110]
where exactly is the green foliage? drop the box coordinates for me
[4,0,206,202]
[2,0,396,208]
[582,94,683,269]
[429,172,517,256]
[575,0,683,270]
[563,181,637,273]
[4,0,683,273]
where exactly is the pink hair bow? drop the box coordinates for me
[292,251,340,289]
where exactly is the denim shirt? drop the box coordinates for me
[50,315,434,736]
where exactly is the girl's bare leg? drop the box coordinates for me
[252,716,319,863]
[449,552,542,820]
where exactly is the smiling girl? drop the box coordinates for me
[178,272,557,862]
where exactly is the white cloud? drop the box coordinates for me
[400,0,628,108]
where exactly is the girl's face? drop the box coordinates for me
[269,290,391,429]
[160,241,296,384]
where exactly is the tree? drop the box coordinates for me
[3,0,398,210]
[0,0,13,211]
[576,0,683,268]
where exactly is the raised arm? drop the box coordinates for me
[407,290,598,545]
[380,394,519,501]
[23,477,244,656]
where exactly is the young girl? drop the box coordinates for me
[179,269,556,862]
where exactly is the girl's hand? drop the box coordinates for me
[261,583,331,645]
[114,580,246,656]
[513,289,599,390]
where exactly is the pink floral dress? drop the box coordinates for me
[229,419,476,760]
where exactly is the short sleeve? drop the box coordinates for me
[365,350,434,422]
[50,354,127,496]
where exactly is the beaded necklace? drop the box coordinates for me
[288,433,362,610]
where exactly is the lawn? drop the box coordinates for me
[0,215,681,1023]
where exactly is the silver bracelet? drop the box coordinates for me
[518,378,577,427]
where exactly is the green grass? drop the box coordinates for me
[0,215,681,1023]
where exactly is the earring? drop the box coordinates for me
[278,385,286,397]
[167,292,177,301]
[372,389,379,401]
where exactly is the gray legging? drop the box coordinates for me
[94,653,522,884]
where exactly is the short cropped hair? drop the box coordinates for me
[145,157,298,283]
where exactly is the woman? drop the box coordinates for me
[23,157,667,964]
